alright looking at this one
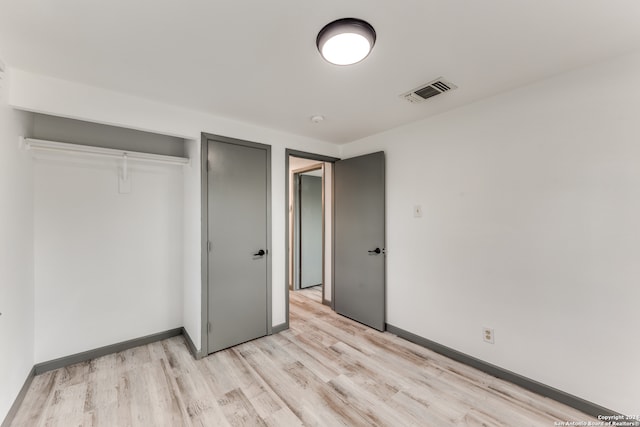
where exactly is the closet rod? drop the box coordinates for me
[23,138,190,166]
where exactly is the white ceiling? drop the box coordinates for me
[2,1,640,144]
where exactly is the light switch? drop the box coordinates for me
[413,205,422,218]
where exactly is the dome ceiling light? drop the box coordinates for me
[316,18,376,66]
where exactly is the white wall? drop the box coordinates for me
[0,68,34,422]
[9,69,340,353]
[33,153,184,362]
[341,50,640,415]
[182,138,201,349]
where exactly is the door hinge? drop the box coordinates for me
[207,322,211,333]
[207,241,212,252]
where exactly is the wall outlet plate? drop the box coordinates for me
[483,327,494,344]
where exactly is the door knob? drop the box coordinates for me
[368,248,381,254]
[253,249,266,257]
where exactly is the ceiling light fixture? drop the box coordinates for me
[316,18,376,66]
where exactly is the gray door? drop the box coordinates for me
[300,174,323,288]
[334,151,385,331]
[292,175,301,290]
[207,139,268,353]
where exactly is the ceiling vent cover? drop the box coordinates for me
[401,77,457,103]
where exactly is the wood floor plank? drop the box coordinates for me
[226,348,285,417]
[263,406,304,427]
[40,381,88,427]
[267,332,341,383]
[217,388,266,427]
[387,389,465,426]
[10,287,598,426]
[173,370,231,427]
[236,342,353,426]
[327,374,412,426]
[295,285,323,304]
[10,371,57,427]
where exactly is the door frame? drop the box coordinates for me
[284,149,339,330]
[292,164,325,291]
[201,133,272,357]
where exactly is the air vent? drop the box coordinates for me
[401,77,457,103]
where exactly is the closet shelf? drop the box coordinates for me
[22,137,190,166]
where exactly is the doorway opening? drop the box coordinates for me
[284,149,385,333]
[285,150,339,323]
[292,163,324,301]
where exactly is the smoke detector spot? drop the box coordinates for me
[401,77,458,103]
[310,115,325,124]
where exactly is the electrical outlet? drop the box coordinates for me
[483,327,494,344]
[413,205,422,218]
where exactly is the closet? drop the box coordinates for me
[28,114,188,363]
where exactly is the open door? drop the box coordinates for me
[334,151,385,331]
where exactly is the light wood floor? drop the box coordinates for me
[11,289,594,426]
[297,285,322,304]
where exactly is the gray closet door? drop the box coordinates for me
[300,175,323,288]
[208,139,268,353]
[334,151,385,331]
